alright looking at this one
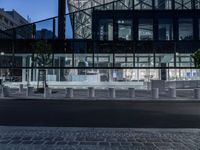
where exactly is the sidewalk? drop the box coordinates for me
[0,126,199,150]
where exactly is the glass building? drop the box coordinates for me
[0,0,200,88]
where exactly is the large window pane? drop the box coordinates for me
[135,54,154,67]
[139,19,153,40]
[175,0,192,9]
[158,19,173,40]
[155,0,172,9]
[176,53,194,67]
[94,54,113,67]
[134,0,153,10]
[155,54,174,67]
[179,19,193,40]
[99,19,113,41]
[117,20,132,40]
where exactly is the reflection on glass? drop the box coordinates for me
[134,0,153,10]
[176,54,194,67]
[118,20,132,40]
[135,54,154,67]
[114,0,133,10]
[155,54,174,67]
[139,19,153,40]
[179,19,193,40]
[99,19,113,41]
[155,0,172,9]
[159,19,173,40]
[196,0,200,9]
[74,54,93,68]
[35,19,53,39]
[175,0,192,9]
[114,54,133,67]
[94,54,113,67]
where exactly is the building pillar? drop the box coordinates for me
[22,57,26,82]
[161,63,167,80]
[58,0,66,39]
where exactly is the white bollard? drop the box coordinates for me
[152,88,159,99]
[194,88,200,99]
[109,88,115,98]
[66,88,73,98]
[88,87,95,98]
[44,87,52,98]
[26,87,34,96]
[19,84,23,93]
[169,88,176,98]
[2,86,10,97]
[128,88,135,98]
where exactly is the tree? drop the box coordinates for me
[32,40,53,91]
[192,48,200,69]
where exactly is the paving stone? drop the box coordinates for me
[0,127,199,150]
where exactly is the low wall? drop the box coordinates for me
[3,81,145,89]
[166,80,200,89]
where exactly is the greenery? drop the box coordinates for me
[192,48,200,69]
[32,40,53,90]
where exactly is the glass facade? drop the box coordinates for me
[134,0,153,10]
[175,0,192,9]
[138,19,153,40]
[155,0,172,9]
[158,19,173,40]
[1,0,200,88]
[117,20,132,40]
[179,19,193,40]
[99,19,113,41]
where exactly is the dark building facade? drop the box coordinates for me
[0,0,200,87]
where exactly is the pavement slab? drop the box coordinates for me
[0,127,199,150]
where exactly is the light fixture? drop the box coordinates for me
[0,52,5,56]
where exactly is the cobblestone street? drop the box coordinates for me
[0,127,199,150]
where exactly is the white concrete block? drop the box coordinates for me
[152,88,159,99]
[88,87,95,98]
[109,88,115,98]
[128,88,135,98]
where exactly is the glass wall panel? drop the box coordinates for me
[158,19,173,40]
[176,53,194,67]
[155,0,172,9]
[134,0,153,9]
[53,54,73,67]
[135,54,154,67]
[117,20,132,40]
[179,19,193,40]
[65,15,73,39]
[94,54,113,67]
[114,0,133,10]
[196,0,200,9]
[99,19,113,41]
[114,54,134,67]
[35,19,54,39]
[0,54,13,68]
[155,54,174,67]
[74,54,93,68]
[139,19,153,40]
[175,0,192,9]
